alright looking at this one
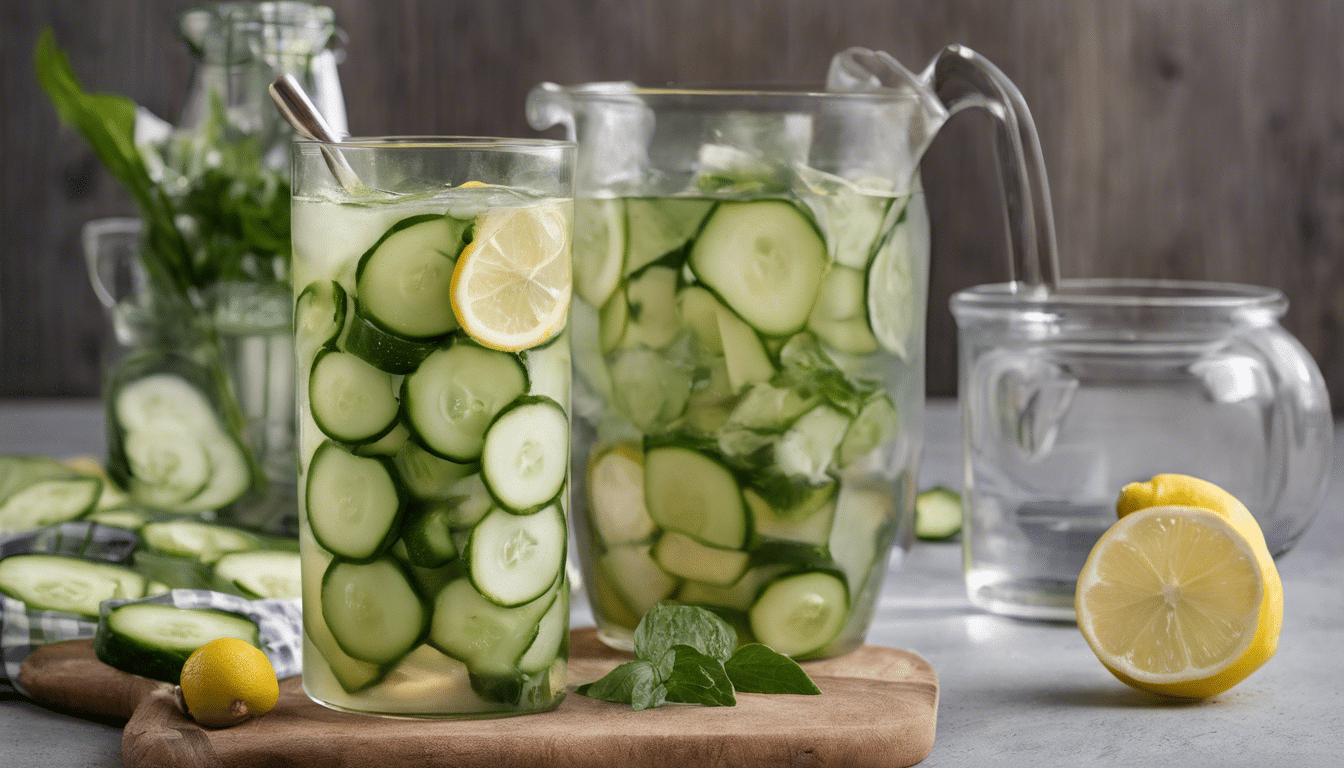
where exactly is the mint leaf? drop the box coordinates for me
[725,643,822,695]
[662,645,736,707]
[576,660,667,710]
[633,603,737,663]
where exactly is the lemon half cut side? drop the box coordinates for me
[1076,503,1274,698]
[450,204,572,352]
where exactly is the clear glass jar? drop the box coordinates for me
[952,279,1333,621]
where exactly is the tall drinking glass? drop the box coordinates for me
[291,138,575,717]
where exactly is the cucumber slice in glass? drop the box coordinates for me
[480,397,568,513]
[572,197,626,307]
[321,557,426,665]
[467,505,566,607]
[306,441,404,562]
[354,214,471,339]
[402,342,529,462]
[644,446,747,549]
[748,570,849,658]
[309,349,400,445]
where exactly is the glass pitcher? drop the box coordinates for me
[85,2,347,534]
[528,46,1059,657]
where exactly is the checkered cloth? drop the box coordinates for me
[0,521,302,697]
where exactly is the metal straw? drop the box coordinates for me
[269,73,364,192]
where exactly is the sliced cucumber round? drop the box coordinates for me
[518,583,569,675]
[837,393,899,468]
[355,214,471,339]
[587,445,655,546]
[468,505,566,607]
[306,441,404,562]
[748,570,849,658]
[295,279,348,356]
[94,603,259,684]
[651,532,749,587]
[915,487,963,540]
[140,520,261,563]
[122,429,210,508]
[342,305,443,374]
[865,200,917,358]
[0,554,146,618]
[689,200,828,337]
[808,266,879,355]
[0,474,103,533]
[321,557,426,665]
[392,440,476,501]
[309,349,400,445]
[400,503,460,568]
[644,446,748,550]
[214,550,302,599]
[428,577,556,677]
[402,342,529,462]
[481,397,568,512]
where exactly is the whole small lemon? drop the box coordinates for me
[178,637,279,727]
[1076,474,1283,699]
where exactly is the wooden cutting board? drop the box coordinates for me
[18,628,938,768]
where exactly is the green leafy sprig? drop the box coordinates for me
[577,604,821,711]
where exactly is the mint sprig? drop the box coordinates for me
[577,604,821,710]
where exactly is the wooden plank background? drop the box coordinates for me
[3,0,1342,411]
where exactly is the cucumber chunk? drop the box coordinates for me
[0,554,146,617]
[94,603,259,684]
[306,442,404,562]
[214,550,302,599]
[468,505,566,607]
[644,446,748,550]
[295,279,348,358]
[355,214,471,339]
[716,304,775,393]
[429,577,557,676]
[342,305,443,374]
[865,199,917,358]
[652,532,749,587]
[677,564,790,613]
[915,487,963,540]
[309,349,401,444]
[393,441,476,501]
[587,445,655,546]
[677,286,725,354]
[518,582,569,674]
[322,557,427,665]
[622,266,681,349]
[400,503,460,568]
[749,571,849,658]
[744,484,838,547]
[837,393,899,468]
[689,200,827,337]
[402,343,529,462]
[481,397,568,512]
[808,266,879,355]
[775,405,851,483]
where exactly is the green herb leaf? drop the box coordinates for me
[662,645,736,707]
[576,660,667,710]
[725,643,822,695]
[633,603,737,663]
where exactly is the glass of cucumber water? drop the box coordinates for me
[291,138,575,716]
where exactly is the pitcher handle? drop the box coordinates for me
[82,217,144,311]
[925,45,1060,290]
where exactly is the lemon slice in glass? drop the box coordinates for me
[450,204,572,352]
[1076,504,1276,698]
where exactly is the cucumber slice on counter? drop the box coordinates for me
[749,570,849,658]
[306,441,404,562]
[468,505,566,607]
[309,349,401,445]
[84,506,153,530]
[480,397,568,513]
[572,197,626,307]
[0,458,103,534]
[429,577,558,677]
[322,557,427,665]
[140,520,261,563]
[689,200,827,337]
[915,487,963,540]
[214,550,302,599]
[94,603,259,684]
[355,213,471,339]
[644,446,748,550]
[0,554,146,618]
[402,342,529,462]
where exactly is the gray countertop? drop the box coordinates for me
[1,398,1340,766]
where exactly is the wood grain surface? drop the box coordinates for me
[18,629,940,768]
[5,0,1342,408]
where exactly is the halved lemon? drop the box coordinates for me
[450,204,572,351]
[1076,502,1279,699]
